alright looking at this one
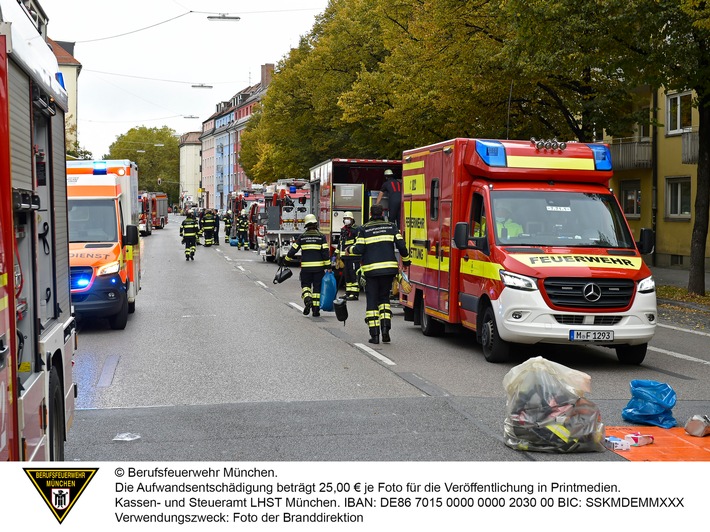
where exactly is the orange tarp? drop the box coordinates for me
[605,426,710,461]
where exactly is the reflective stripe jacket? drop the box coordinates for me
[350,219,408,276]
[180,218,199,237]
[201,212,216,231]
[286,229,329,271]
[339,224,360,258]
[237,215,249,232]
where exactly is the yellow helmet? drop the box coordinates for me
[343,211,354,219]
[304,214,318,226]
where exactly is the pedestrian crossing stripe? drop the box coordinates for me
[24,468,98,524]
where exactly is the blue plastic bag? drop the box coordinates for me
[320,270,337,311]
[621,380,677,428]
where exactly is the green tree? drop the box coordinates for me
[65,115,93,159]
[106,126,180,205]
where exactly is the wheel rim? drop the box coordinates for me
[482,320,493,351]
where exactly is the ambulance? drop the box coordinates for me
[66,160,141,329]
[400,138,656,364]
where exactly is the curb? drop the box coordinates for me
[657,298,710,313]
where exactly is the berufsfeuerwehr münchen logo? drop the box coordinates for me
[24,468,98,524]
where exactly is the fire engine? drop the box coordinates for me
[138,191,154,235]
[400,138,656,365]
[0,0,76,460]
[309,158,402,252]
[256,180,311,262]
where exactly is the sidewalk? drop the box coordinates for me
[651,265,710,290]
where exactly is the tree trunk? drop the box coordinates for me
[688,94,710,295]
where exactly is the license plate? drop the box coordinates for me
[569,330,614,342]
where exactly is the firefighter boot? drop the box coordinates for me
[381,319,391,343]
[303,296,312,316]
[368,326,380,344]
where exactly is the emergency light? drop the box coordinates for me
[589,145,613,171]
[92,161,108,175]
[476,140,507,167]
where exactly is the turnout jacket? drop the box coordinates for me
[286,228,329,271]
[201,212,216,231]
[180,218,199,238]
[350,219,408,276]
[338,224,360,258]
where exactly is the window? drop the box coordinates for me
[620,180,641,217]
[430,179,439,221]
[666,92,693,135]
[666,177,691,218]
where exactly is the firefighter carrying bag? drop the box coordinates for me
[320,270,337,311]
[273,264,293,284]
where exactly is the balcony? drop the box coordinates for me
[682,129,699,164]
[608,138,652,171]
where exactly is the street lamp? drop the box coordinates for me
[207,14,241,21]
[191,83,213,89]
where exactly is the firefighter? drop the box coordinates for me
[214,209,221,245]
[338,211,361,300]
[223,210,233,243]
[196,208,205,245]
[283,213,330,317]
[376,169,403,228]
[201,208,216,246]
[180,210,199,260]
[237,209,249,250]
[348,204,410,344]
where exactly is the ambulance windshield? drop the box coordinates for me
[490,191,635,248]
[68,199,119,243]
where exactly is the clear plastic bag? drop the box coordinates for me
[503,357,605,453]
[621,380,677,428]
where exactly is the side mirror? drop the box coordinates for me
[125,224,139,246]
[453,222,470,249]
[637,227,655,255]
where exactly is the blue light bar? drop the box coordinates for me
[76,278,90,288]
[93,161,108,175]
[476,140,507,167]
[589,145,612,171]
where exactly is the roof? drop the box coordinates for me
[48,38,81,68]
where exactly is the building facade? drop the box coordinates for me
[178,132,201,210]
[49,39,80,152]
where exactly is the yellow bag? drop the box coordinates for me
[336,257,345,269]
[398,270,412,295]
[391,277,400,296]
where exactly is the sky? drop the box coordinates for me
[41,0,330,158]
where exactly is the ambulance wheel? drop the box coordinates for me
[481,306,510,362]
[49,367,65,461]
[109,297,129,330]
[616,343,647,365]
[420,302,444,336]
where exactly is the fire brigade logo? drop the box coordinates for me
[24,468,98,524]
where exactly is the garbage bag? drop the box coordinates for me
[503,356,605,453]
[621,380,677,428]
[320,270,337,311]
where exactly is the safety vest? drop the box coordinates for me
[180,218,199,237]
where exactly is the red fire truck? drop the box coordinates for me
[0,0,76,460]
[400,138,656,365]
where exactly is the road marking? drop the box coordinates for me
[355,343,396,366]
[658,322,710,338]
[238,265,245,271]
[181,314,217,318]
[289,302,303,312]
[97,354,120,387]
[648,346,710,365]
[256,281,268,288]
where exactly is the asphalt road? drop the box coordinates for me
[64,215,710,462]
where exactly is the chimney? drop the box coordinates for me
[261,64,275,88]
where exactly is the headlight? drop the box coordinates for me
[499,270,538,291]
[638,275,656,294]
[97,261,121,276]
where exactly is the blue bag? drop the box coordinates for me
[621,380,678,428]
[320,270,337,311]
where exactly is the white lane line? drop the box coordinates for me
[237,265,245,272]
[658,322,710,338]
[289,302,303,312]
[355,343,396,366]
[181,314,217,318]
[225,257,232,262]
[648,346,710,365]
[256,281,268,288]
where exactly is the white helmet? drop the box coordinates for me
[343,211,354,219]
[227,210,232,215]
[241,209,246,215]
[304,214,317,226]
[384,169,394,176]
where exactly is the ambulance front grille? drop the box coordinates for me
[543,278,634,309]
[554,315,623,325]
[70,266,93,290]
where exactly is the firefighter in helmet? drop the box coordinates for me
[348,204,409,344]
[223,210,233,244]
[237,209,249,250]
[284,213,330,317]
[201,208,216,246]
[338,211,361,300]
[376,168,403,228]
[180,210,199,260]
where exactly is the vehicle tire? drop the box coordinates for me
[420,300,444,336]
[49,367,65,461]
[128,300,136,314]
[109,296,129,330]
[481,306,510,363]
[616,343,647,365]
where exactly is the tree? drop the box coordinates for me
[106,126,180,205]
[65,115,93,159]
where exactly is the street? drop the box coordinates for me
[65,215,710,461]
